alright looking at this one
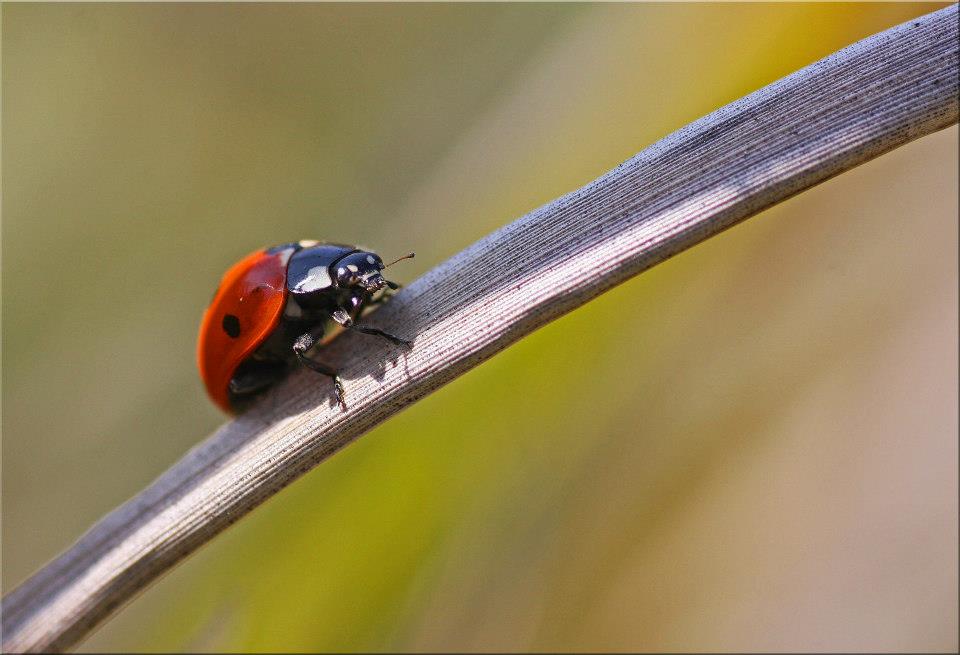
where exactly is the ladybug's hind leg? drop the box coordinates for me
[229,358,287,397]
[293,331,346,410]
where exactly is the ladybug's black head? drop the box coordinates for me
[334,251,392,293]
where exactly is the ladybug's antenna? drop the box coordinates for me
[383,252,415,269]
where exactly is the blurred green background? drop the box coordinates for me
[3,3,957,652]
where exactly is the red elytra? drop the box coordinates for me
[196,247,292,413]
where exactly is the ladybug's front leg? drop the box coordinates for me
[365,285,400,307]
[330,308,411,348]
[292,330,346,409]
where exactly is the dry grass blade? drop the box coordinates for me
[3,6,957,652]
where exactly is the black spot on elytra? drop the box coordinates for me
[222,314,241,338]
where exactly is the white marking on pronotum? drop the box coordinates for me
[366,255,376,264]
[294,265,332,292]
[347,264,359,272]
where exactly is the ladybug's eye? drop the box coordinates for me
[336,264,361,286]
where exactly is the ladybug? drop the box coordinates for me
[197,240,414,413]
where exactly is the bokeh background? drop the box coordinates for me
[3,3,957,652]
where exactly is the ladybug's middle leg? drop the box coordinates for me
[293,330,346,409]
[330,308,411,348]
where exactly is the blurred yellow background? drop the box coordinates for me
[3,3,956,652]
